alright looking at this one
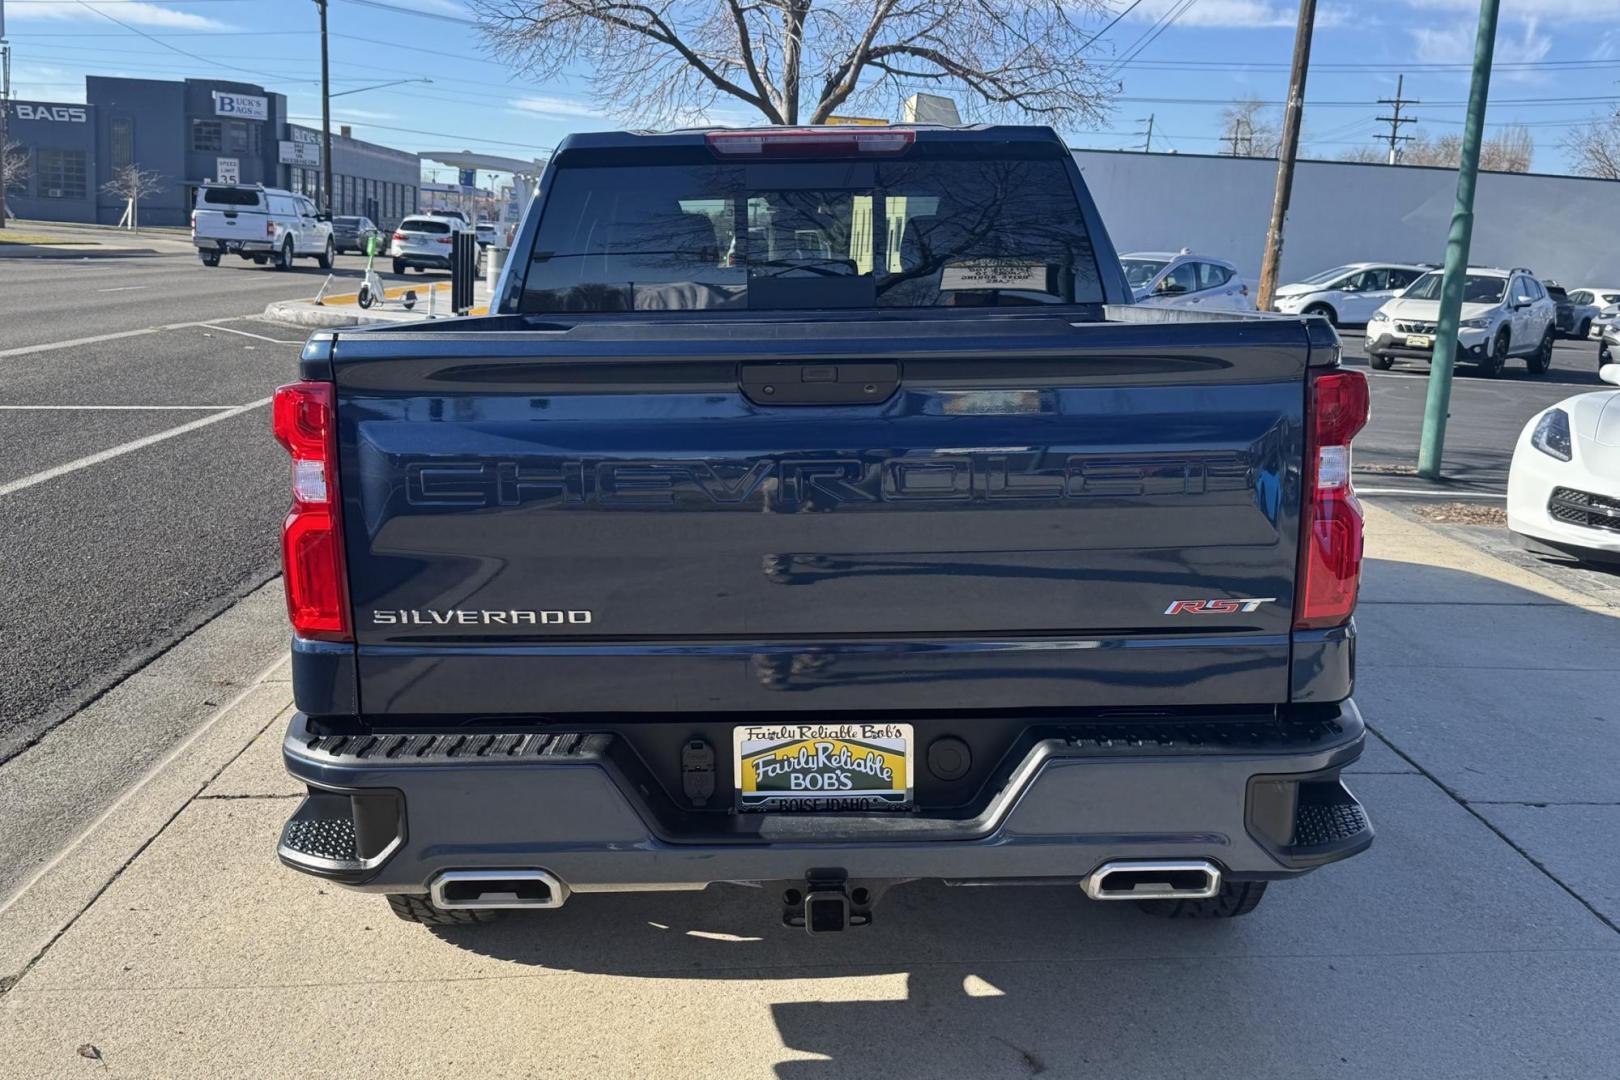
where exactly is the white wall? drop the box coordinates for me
[1073,149,1620,289]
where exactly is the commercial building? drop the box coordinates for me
[3,76,420,229]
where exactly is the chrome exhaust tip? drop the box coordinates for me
[1081,860,1221,901]
[429,870,569,910]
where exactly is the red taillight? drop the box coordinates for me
[705,127,915,157]
[392,231,405,242]
[437,235,453,244]
[1296,370,1369,630]
[267,220,276,237]
[272,382,351,641]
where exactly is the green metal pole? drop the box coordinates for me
[1417,0,1500,479]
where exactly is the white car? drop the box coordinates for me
[1272,263,1430,327]
[390,214,460,274]
[1365,266,1557,378]
[1507,363,1620,564]
[1569,287,1620,337]
[1121,251,1255,311]
[191,184,334,271]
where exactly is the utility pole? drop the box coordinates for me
[1375,74,1418,165]
[316,0,333,214]
[1,0,11,230]
[1418,0,1499,480]
[1138,113,1155,152]
[1256,0,1319,311]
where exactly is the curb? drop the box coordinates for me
[260,300,382,329]
[0,584,294,989]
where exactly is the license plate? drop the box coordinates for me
[734,723,913,812]
[1405,334,1433,348]
[222,240,242,251]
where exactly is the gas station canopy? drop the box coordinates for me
[418,151,547,176]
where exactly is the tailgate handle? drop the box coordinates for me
[740,361,899,405]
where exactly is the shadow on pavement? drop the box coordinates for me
[408,563,1620,1077]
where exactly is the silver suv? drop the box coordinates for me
[1365,267,1558,377]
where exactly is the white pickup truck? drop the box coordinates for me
[191,184,335,271]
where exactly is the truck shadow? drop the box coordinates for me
[429,879,1281,1077]
[417,555,1618,1077]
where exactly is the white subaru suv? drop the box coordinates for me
[1365,267,1557,378]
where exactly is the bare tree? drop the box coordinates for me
[1337,126,1533,174]
[472,0,1115,128]
[1219,98,1279,158]
[2,139,29,202]
[1563,115,1620,180]
[1335,144,1385,164]
[101,164,166,232]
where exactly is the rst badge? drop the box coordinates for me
[1164,597,1277,615]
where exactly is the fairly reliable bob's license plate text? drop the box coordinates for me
[734,723,913,812]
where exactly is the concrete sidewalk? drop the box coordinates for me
[0,506,1616,1078]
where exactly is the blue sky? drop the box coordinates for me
[5,0,1620,178]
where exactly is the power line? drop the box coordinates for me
[1136,112,1154,151]
[333,0,476,25]
[1375,73,1419,164]
[68,0,301,84]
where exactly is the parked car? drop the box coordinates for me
[1507,362,1620,564]
[272,125,1374,932]
[1272,263,1430,327]
[423,208,473,231]
[389,214,457,274]
[1599,321,1619,371]
[331,215,383,256]
[1121,250,1255,310]
[473,222,496,249]
[1364,266,1557,377]
[190,184,333,271]
[1569,287,1620,337]
[1544,283,1599,340]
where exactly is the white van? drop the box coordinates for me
[191,184,335,270]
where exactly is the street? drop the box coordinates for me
[2,236,1619,1077]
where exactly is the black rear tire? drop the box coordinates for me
[317,237,335,270]
[199,251,220,267]
[387,893,502,926]
[392,259,405,275]
[1136,880,1268,919]
[275,238,295,272]
[1369,354,1394,371]
[1526,330,1554,375]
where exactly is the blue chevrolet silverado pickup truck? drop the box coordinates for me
[273,124,1372,933]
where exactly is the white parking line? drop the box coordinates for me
[0,321,203,360]
[0,404,241,411]
[0,397,272,498]
[0,318,293,360]
[96,286,149,293]
[204,322,302,345]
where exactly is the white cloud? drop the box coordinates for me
[1401,0,1620,23]
[1120,0,1350,30]
[508,95,604,119]
[6,1,227,30]
[1409,18,1553,66]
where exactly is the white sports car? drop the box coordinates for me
[1507,364,1620,563]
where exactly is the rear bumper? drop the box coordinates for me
[278,702,1374,895]
[195,237,273,254]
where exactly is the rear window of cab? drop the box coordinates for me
[201,187,262,207]
[400,218,452,234]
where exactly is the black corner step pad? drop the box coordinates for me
[281,814,360,865]
[1284,781,1373,862]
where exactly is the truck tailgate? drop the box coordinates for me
[329,313,1315,715]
